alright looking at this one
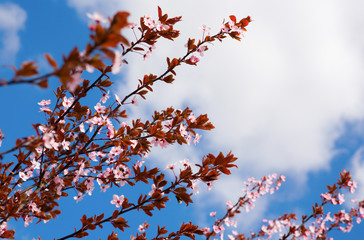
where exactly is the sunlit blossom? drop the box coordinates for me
[100,90,110,103]
[110,194,125,208]
[62,96,74,109]
[86,12,107,24]
[73,193,84,203]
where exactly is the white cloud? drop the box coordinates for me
[349,147,364,201]
[68,0,364,230]
[117,0,364,177]
[0,3,26,64]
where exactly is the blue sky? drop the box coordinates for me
[1,0,364,239]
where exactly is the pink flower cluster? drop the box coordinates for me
[142,15,169,31]
[221,21,244,38]
[206,174,286,239]
[242,174,286,213]
[19,157,41,182]
[246,173,363,240]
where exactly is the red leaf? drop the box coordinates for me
[229,15,237,23]
[158,6,162,19]
[112,210,119,219]
[16,61,39,77]
[44,53,58,70]
[37,79,48,88]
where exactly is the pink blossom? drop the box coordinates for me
[337,193,345,205]
[224,217,237,227]
[197,45,207,56]
[279,174,286,182]
[94,102,106,113]
[39,106,51,112]
[62,139,70,150]
[62,96,74,109]
[193,134,202,144]
[179,124,188,137]
[31,159,40,170]
[151,137,169,148]
[85,64,94,73]
[321,192,333,202]
[148,184,163,196]
[107,124,115,138]
[25,189,33,196]
[115,94,122,105]
[189,55,200,63]
[38,99,51,106]
[112,50,122,74]
[96,151,106,158]
[108,146,123,159]
[113,167,126,183]
[129,22,137,29]
[347,180,357,193]
[79,123,85,133]
[163,120,173,131]
[203,227,210,235]
[143,51,152,61]
[43,132,59,150]
[186,133,193,144]
[28,202,40,213]
[191,180,199,194]
[135,160,145,168]
[54,176,64,195]
[213,225,225,234]
[0,222,8,235]
[138,221,150,233]
[74,192,84,203]
[85,177,95,196]
[226,200,234,208]
[87,116,105,126]
[88,151,97,162]
[207,181,213,191]
[38,125,47,133]
[131,96,138,106]
[210,212,216,217]
[110,194,125,208]
[24,215,34,227]
[221,24,229,33]
[188,113,196,123]
[87,12,107,24]
[19,171,30,181]
[100,184,109,192]
[143,44,156,61]
[165,163,176,171]
[159,139,169,148]
[67,72,83,92]
[143,15,155,29]
[180,158,191,168]
[130,140,138,148]
[155,21,169,31]
[38,99,51,112]
[100,90,110,103]
[200,24,211,34]
[227,235,235,240]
